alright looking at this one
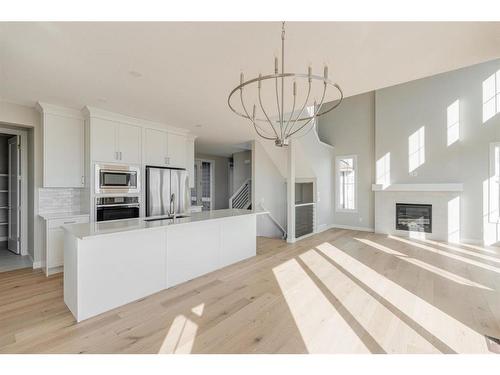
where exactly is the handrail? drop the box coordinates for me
[230,178,251,202]
[258,203,287,239]
[230,178,252,209]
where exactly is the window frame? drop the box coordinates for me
[335,154,358,213]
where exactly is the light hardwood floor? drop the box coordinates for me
[1,229,500,354]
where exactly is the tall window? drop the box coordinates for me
[489,142,500,223]
[483,70,500,123]
[336,155,357,212]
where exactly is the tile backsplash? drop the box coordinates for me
[38,188,86,214]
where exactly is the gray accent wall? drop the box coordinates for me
[318,58,500,244]
[318,92,376,230]
[376,58,500,243]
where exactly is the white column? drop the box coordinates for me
[287,139,295,243]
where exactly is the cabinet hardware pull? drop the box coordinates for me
[63,221,76,224]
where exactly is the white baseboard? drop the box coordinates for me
[319,224,374,233]
[29,254,42,269]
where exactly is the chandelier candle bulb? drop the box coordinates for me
[293,81,297,96]
[308,66,312,78]
[258,74,262,88]
[275,57,279,74]
[324,66,328,80]
[240,72,244,86]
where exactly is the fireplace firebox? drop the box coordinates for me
[396,203,432,233]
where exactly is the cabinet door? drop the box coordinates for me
[44,113,84,187]
[118,123,141,165]
[91,118,118,163]
[167,133,187,168]
[48,228,64,268]
[144,128,168,166]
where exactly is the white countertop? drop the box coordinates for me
[63,209,261,239]
[39,211,90,220]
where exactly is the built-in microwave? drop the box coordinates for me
[95,164,140,194]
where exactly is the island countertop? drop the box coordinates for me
[63,208,260,321]
[62,208,264,239]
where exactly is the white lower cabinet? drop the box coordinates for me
[48,228,65,269]
[165,216,257,288]
[166,221,220,288]
[44,215,89,275]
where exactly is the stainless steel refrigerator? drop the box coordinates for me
[146,166,190,217]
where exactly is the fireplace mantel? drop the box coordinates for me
[372,183,463,192]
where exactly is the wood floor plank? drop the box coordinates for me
[1,231,499,353]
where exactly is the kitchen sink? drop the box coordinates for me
[144,215,190,222]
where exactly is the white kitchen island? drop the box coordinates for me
[63,209,257,322]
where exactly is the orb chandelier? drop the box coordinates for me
[228,22,343,147]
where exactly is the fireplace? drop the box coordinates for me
[396,203,432,233]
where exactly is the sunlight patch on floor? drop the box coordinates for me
[416,238,500,264]
[158,303,204,354]
[388,235,500,274]
[316,242,489,353]
[355,238,493,291]
[272,256,372,353]
[298,249,441,353]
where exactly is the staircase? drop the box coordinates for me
[229,178,252,209]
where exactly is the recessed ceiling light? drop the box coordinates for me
[195,124,203,128]
[129,70,142,78]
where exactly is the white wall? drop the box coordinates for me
[253,140,286,238]
[375,58,500,244]
[318,92,376,231]
[295,124,336,233]
[232,150,251,194]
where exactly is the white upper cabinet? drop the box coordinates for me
[167,132,187,168]
[144,128,168,166]
[38,103,85,188]
[91,118,118,163]
[84,107,194,172]
[91,118,141,164]
[118,123,141,164]
[144,128,188,168]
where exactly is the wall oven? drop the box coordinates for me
[95,196,140,222]
[95,164,140,194]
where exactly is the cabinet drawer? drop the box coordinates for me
[48,215,89,229]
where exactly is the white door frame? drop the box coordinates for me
[0,126,28,256]
[195,158,215,211]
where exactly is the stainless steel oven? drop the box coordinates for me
[95,196,140,222]
[95,164,140,194]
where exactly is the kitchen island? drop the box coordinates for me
[63,209,257,322]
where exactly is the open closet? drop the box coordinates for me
[0,134,21,254]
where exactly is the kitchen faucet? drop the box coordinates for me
[169,193,176,219]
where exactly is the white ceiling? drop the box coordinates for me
[1,22,500,156]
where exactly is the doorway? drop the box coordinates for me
[0,127,29,273]
[191,159,214,211]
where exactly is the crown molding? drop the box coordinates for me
[82,106,191,136]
